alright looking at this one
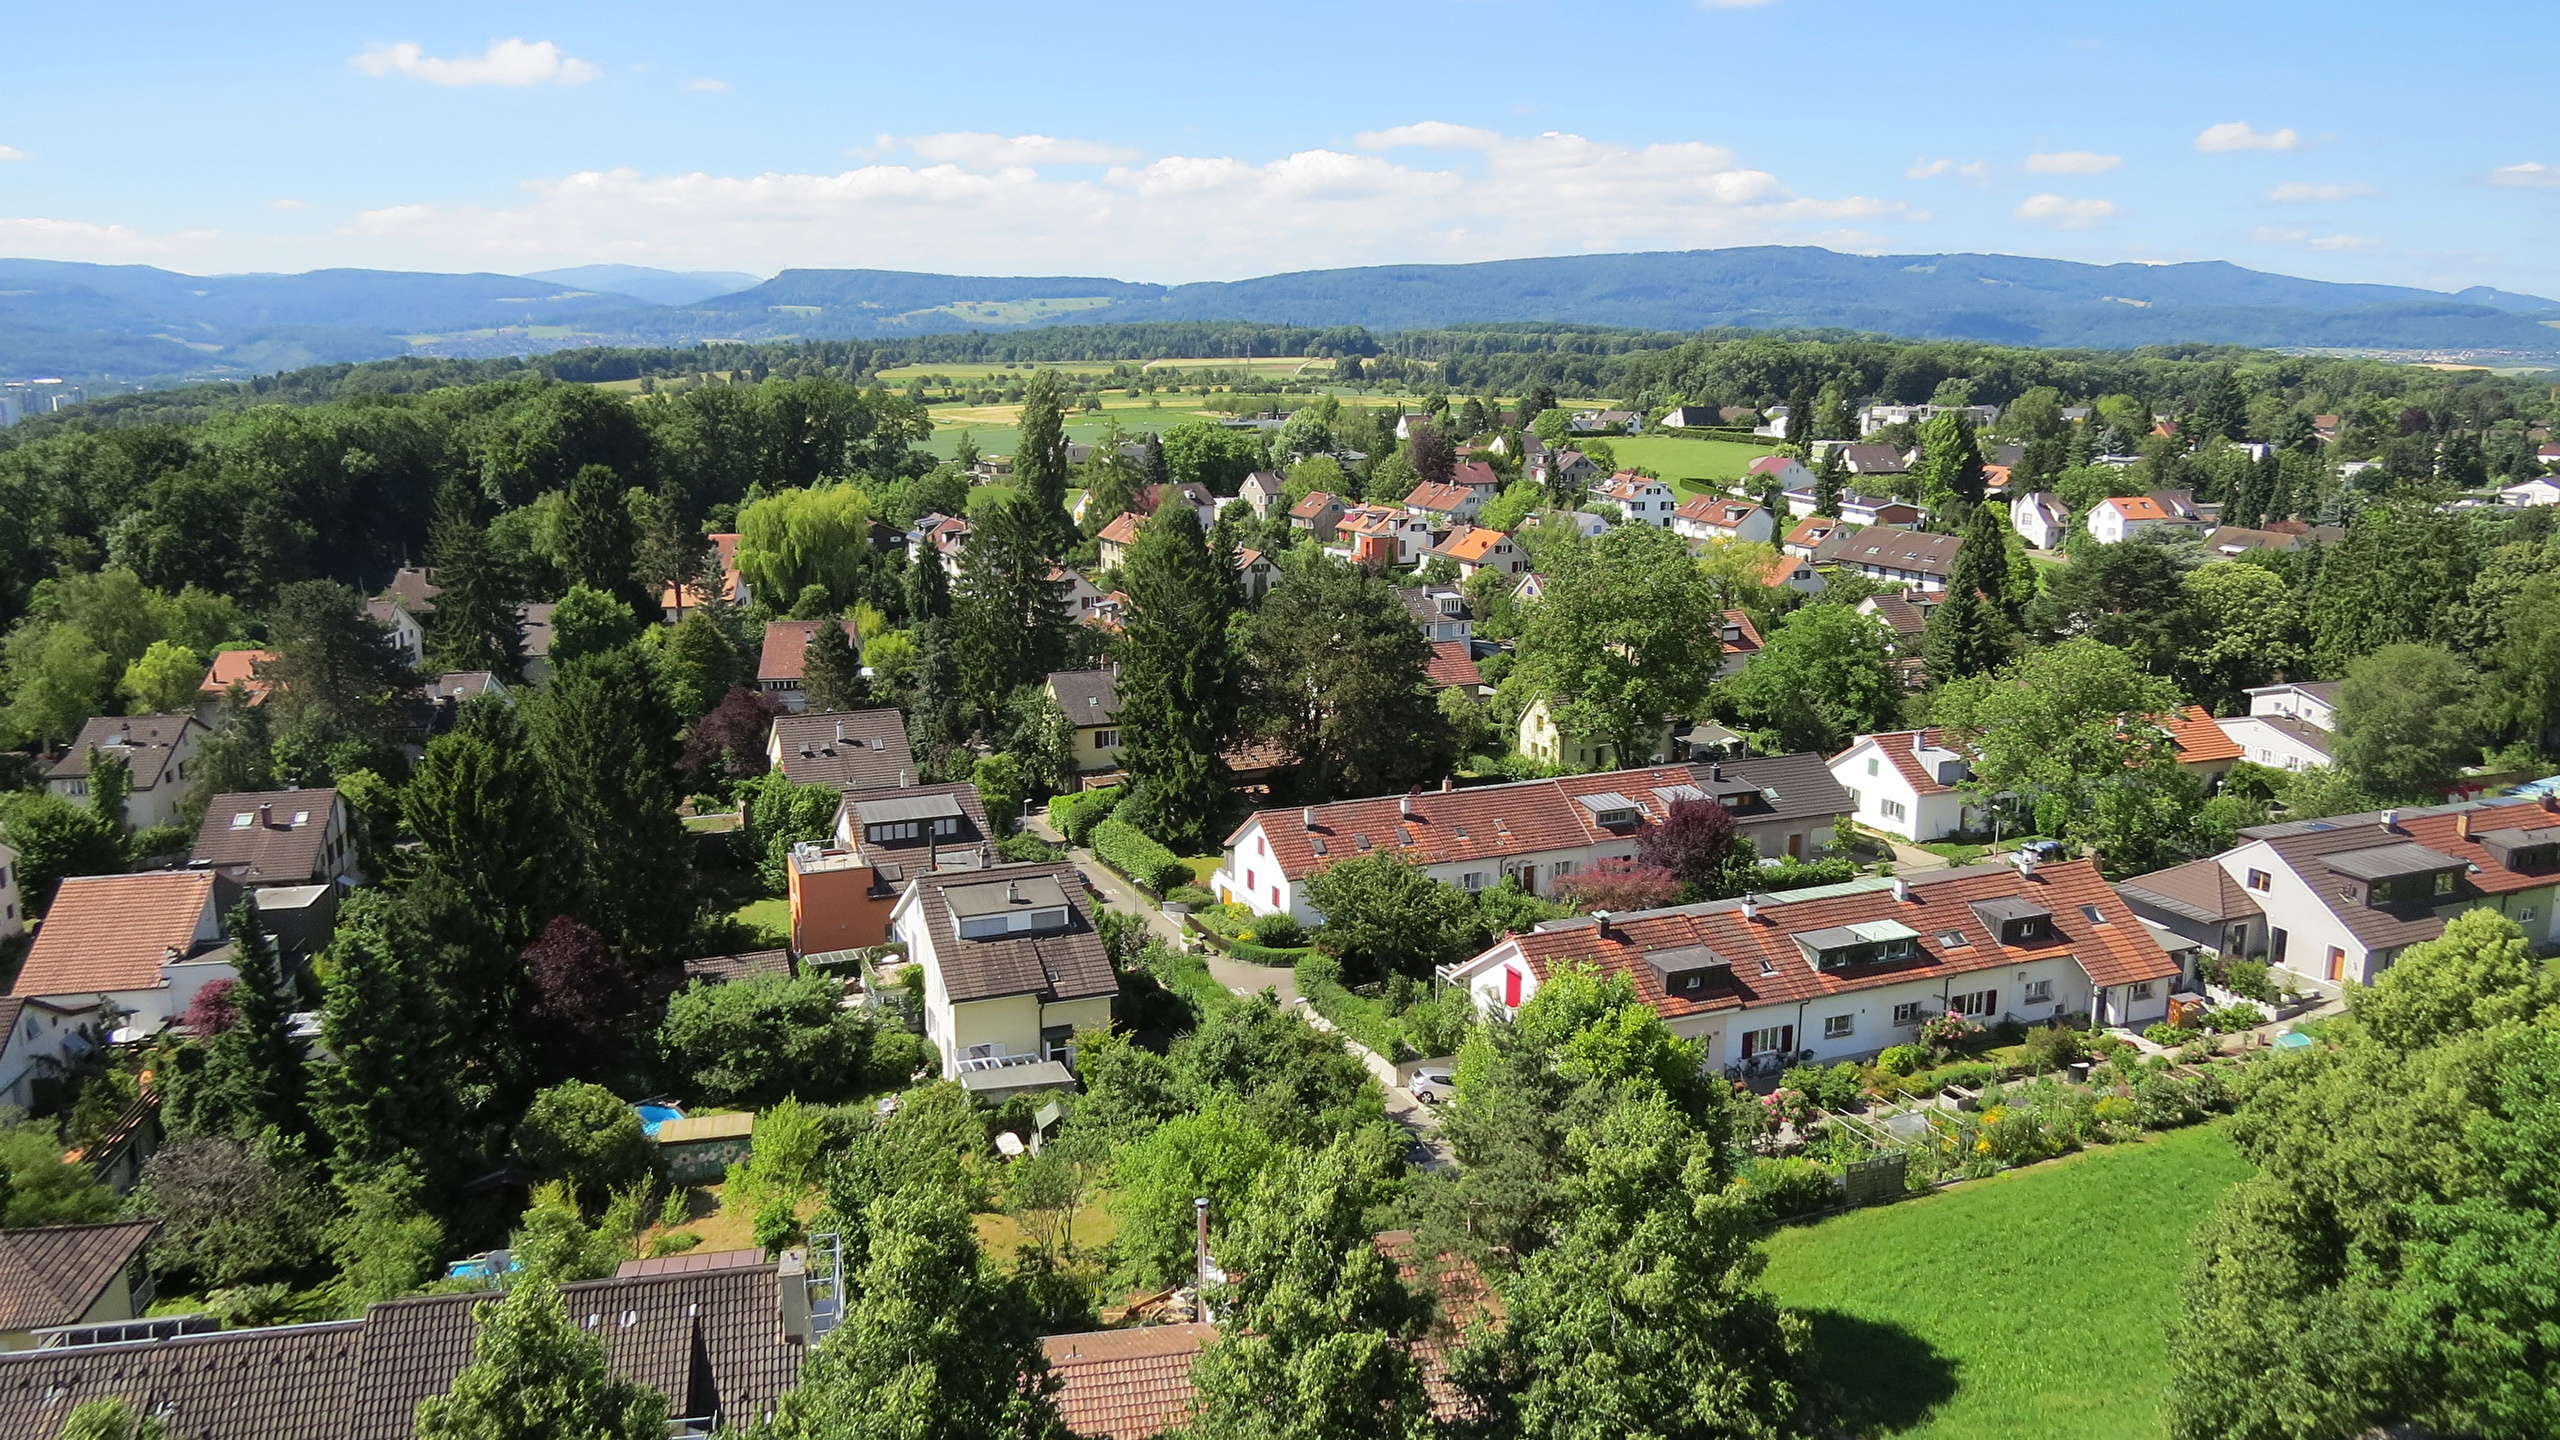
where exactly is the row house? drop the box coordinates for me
[787,780,992,955]
[1782,489,1927,528]
[1810,526,1961,593]
[1671,495,1774,545]
[1859,402,2000,435]
[1447,854,2173,1066]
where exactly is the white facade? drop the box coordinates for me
[2216,716,2331,773]
[0,841,19,939]
[1218,810,1637,925]
[1594,475,1679,527]
[2008,491,2068,551]
[891,884,1114,1081]
[2086,498,2162,545]
[0,997,102,1111]
[2497,477,2560,507]
[1745,457,1815,492]
[1828,733,1980,842]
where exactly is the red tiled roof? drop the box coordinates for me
[198,650,277,702]
[1783,517,1840,550]
[1719,609,1762,661]
[1496,857,2174,1014]
[1287,491,1339,520]
[1425,642,1481,690]
[1042,1324,1213,1440]
[1430,525,1511,563]
[14,872,219,998]
[1402,482,1472,514]
[1673,497,1763,529]
[2166,705,2243,766]
[1450,460,1500,491]
[1839,728,1963,797]
[1097,512,1146,547]
[2100,495,2169,521]
[757,620,860,683]
[1747,455,1795,475]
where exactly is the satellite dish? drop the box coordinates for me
[995,1131,1026,1158]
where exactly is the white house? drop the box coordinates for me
[1660,406,1720,429]
[45,715,206,833]
[1669,497,1775,546]
[1395,586,1474,644]
[1782,489,1927,528]
[1810,528,1961,594]
[1444,855,2174,1067]
[0,994,106,1110]
[363,597,428,669]
[1593,472,1679,527]
[1239,470,1287,519]
[1745,455,1815,492]
[1402,482,1481,526]
[1215,756,1854,923]
[2215,681,2341,773]
[0,840,19,940]
[1425,525,1526,579]
[2497,477,2560,507]
[1328,505,1438,568]
[1828,729,1986,842]
[7,870,237,1033]
[2087,495,2179,545]
[2008,491,2068,551]
[890,863,1117,1087]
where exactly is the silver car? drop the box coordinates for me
[1407,1067,1455,1105]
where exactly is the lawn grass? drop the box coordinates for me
[1603,433,1775,486]
[730,897,790,949]
[1757,1123,2251,1440]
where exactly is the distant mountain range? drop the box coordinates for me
[6,247,2557,387]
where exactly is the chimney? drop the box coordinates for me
[1400,793,1415,818]
[2014,848,2039,878]
[1741,893,1761,921]
[1302,807,1316,831]
[1007,880,1021,904]
[257,802,273,826]
[2381,809,2401,833]
[1710,762,1723,781]
[2543,791,2558,816]
[897,769,912,788]
[834,720,846,744]
[1593,910,1614,941]
[776,1248,813,1344]
[2457,810,2474,841]
[1441,777,1453,793]
[1892,876,1911,903]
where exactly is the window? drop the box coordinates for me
[2079,903,2108,926]
[1743,1025,1788,1054]
[1552,859,1578,878]
[1866,758,1880,777]
[2022,978,2053,1005]
[1094,729,1120,750]
[229,812,253,830]
[2245,868,2272,892]
[2130,981,2157,1001]
[1881,799,1908,821]
[2432,870,2456,895]
[1461,871,1487,892]
[1823,1014,1855,1039]
[933,817,960,837]
[1892,1001,1927,1025]
[1951,988,1997,1017]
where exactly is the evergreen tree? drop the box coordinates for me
[526,648,697,959]
[1013,371,1074,553]
[315,894,470,1187]
[182,685,274,828]
[1783,383,1813,448]
[413,1277,669,1440]
[1243,560,1453,802]
[949,495,1071,725]
[1922,503,2021,682]
[906,618,965,755]
[1117,505,1236,851]
[422,478,527,683]
[1912,409,1986,511]
[656,608,743,722]
[801,619,869,713]
[2190,367,2248,444]
[165,900,305,1141]
[559,463,640,605]
[264,580,421,740]
[905,547,951,623]
[1813,445,1846,518]
[1141,429,1169,490]
[402,696,564,954]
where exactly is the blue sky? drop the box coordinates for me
[5,1,2557,296]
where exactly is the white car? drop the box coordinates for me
[1406,1067,1455,1105]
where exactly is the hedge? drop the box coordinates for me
[1090,818,1190,894]
[1229,940,1315,967]
[1140,940,1232,1019]
[1047,786,1122,846]
[1293,954,1413,1062]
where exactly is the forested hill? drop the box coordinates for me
[9,247,2560,388]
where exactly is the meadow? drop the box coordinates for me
[1756,1123,2251,1440]
[1600,433,1777,488]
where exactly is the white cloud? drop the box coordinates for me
[2252,225,2378,252]
[2486,162,2560,189]
[339,121,1905,280]
[685,79,728,94]
[0,146,23,162]
[268,198,307,211]
[907,133,1141,167]
[1905,158,1988,182]
[2195,121,2299,153]
[0,215,217,259]
[2014,194,2117,228]
[2025,151,2121,175]
[352,39,601,87]
[2264,181,2373,203]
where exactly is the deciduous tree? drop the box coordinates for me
[413,1277,669,1440]
[1724,604,1901,755]
[1511,525,1724,765]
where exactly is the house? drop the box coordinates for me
[1781,516,1844,558]
[1745,455,1814,493]
[1828,729,1983,842]
[1531,449,1599,489]
[1669,496,1774,545]
[1781,489,1925,528]
[892,862,1116,1086]
[1856,592,1933,652]
[1593,472,1678,527]
[1395,587,1474,644]
[756,620,863,713]
[2008,491,2068,550]
[0,1222,160,1350]
[1753,406,1790,438]
[0,842,20,940]
[2498,477,2560,507]
[9,870,236,1032]
[1859,402,1999,436]
[660,532,750,621]
[1043,1324,1218,1440]
[787,781,992,955]
[1214,755,1854,922]
[2166,705,2243,786]
[191,790,357,887]
[1764,551,1827,596]
[1714,610,1763,677]
[45,716,205,832]
[1660,405,1721,429]
[2088,495,2183,544]
[766,708,916,789]
[909,513,971,575]
[1235,547,1276,603]
[1837,443,1913,477]
[1053,568,1111,627]
[249,882,340,971]
[2203,525,2339,557]
[1393,413,1432,441]
[1570,408,1641,435]
[0,996,104,1112]
[1528,509,1612,540]
[0,1249,812,1436]
[195,649,278,711]
[363,597,427,669]
[1329,505,1435,568]
[1045,669,1124,779]
[2216,681,2341,773]
[2310,414,2343,444]
[1402,482,1480,525]
[1155,481,1222,531]
[1238,470,1287,519]
[1287,491,1345,543]
[1425,642,1482,693]
[1718,405,1762,427]
[1510,572,1549,606]
[1448,460,1503,501]
[1445,854,2176,1065]
[2120,794,2560,992]
[1810,527,1961,593]
[1516,696,1684,773]
[1097,512,1146,571]
[516,603,557,684]
[1425,525,1525,579]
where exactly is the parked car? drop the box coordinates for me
[1407,1067,1455,1105]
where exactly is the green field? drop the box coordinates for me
[1601,434,1776,488]
[1757,1124,2251,1440]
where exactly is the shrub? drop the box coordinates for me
[1917,1010,1982,1058]
[1399,985,1476,1059]
[995,831,1063,864]
[2203,953,2278,1003]
[1736,1157,1836,1222]
[1875,1043,1928,1077]
[1165,885,1218,908]
[2090,1093,2142,1139]
[1763,1087,1820,1131]
[1047,786,1121,846]
[2203,1002,2267,1033]
[1228,940,1312,967]
[2017,1025,2084,1072]
[2144,1022,2201,1048]
[657,973,884,1107]
[515,1082,657,1200]
[1090,818,1190,894]
[1252,912,1306,948]
[1935,1061,1996,1092]
[1293,954,1410,1060]
[1781,1063,1863,1111]
[2132,1073,2198,1129]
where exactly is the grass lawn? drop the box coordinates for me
[1180,856,1223,888]
[1600,433,1775,487]
[1757,1123,2252,1440]
[730,897,790,949]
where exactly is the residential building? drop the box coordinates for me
[2166,705,2243,786]
[1516,695,1682,773]
[766,709,916,789]
[1043,1324,1218,1440]
[363,596,427,668]
[2088,495,2187,544]
[516,603,557,684]
[1713,609,1763,677]
[0,1222,159,1350]
[787,782,992,955]
[1448,460,1503,501]
[892,862,1116,1086]
[2121,795,2560,992]
[44,715,205,832]
[1810,526,1961,593]
[1660,405,1721,428]
[1238,470,1286,519]
[1593,471,1678,527]
[1046,669,1125,778]
[2497,476,2560,507]
[1510,571,1549,605]
[909,513,971,575]
[0,996,103,1111]
[1154,481,1222,531]
[1780,515,1844,557]
[9,870,236,1032]
[2008,491,2068,550]
[1859,402,1999,436]
[1330,505,1435,568]
[660,532,750,621]
[1856,591,1933,652]
[1402,481,1480,525]
[1828,729,1983,842]
[1445,855,2175,1065]
[2203,525,2341,557]
[195,649,278,712]
[1395,587,1474,644]
[0,841,18,940]
[1764,551,1827,596]
[1531,448,1598,488]
[1781,489,1926,528]
[1053,567,1110,627]
[1215,755,1853,922]
[756,620,862,713]
[1287,491,1345,542]
[1753,406,1790,438]
[1235,546,1275,603]
[1670,496,1775,545]
[190,789,358,886]
[1425,525,1526,579]
[1393,413,1432,441]
[1572,408,1642,435]
[1425,642,1482,693]
[1096,511,1146,571]
[2216,681,2341,773]
[1740,456,1811,494]
[1837,443,1913,477]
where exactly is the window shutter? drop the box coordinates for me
[1740,1029,1755,1059]
[1780,1024,1794,1054]
[1984,988,1995,1016]
[1504,966,1522,1008]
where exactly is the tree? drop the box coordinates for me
[515,1080,657,1202]
[264,580,420,739]
[413,1277,670,1440]
[119,639,204,714]
[1910,409,1985,510]
[772,1186,1063,1440]
[1923,503,2021,682]
[1302,854,1485,981]
[0,1115,117,1226]
[654,607,742,722]
[681,685,786,789]
[54,1399,167,1440]
[404,696,564,954]
[521,915,643,1077]
[950,494,1072,725]
[1724,605,1901,755]
[1104,1096,1284,1287]
[1511,525,1724,764]
[2333,643,2480,801]
[2177,561,2303,712]
[327,1160,446,1312]
[1013,370,1074,553]
[183,684,274,827]
[558,462,640,604]
[2305,500,2481,676]
[1116,504,1237,851]
[547,584,642,667]
[526,648,696,958]
[1245,560,1453,802]
[1812,445,1845,518]
[1405,418,1455,486]
[1637,797,1757,901]
[1931,638,2189,858]
[83,747,128,829]
[1161,419,1262,495]
[423,478,527,681]
[801,619,868,713]
[1553,857,1683,913]
[0,791,127,913]
[314,894,471,1186]
[131,1135,328,1289]
[2486,568,2560,753]
[905,540,952,622]
[2026,538,2189,676]
[164,901,304,1140]
[2353,909,2555,1050]
[658,973,894,1108]
[737,482,878,613]
[1,622,116,747]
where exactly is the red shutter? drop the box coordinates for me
[1780,1025,1794,1055]
[1983,989,1995,1016]
[1740,1028,1755,1059]
[1504,966,1523,1008]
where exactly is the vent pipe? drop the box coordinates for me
[2382,809,2402,833]
[1400,793,1415,818]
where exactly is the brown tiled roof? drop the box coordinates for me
[382,566,441,615]
[0,1223,156,1332]
[0,1316,368,1439]
[197,650,277,703]
[1097,512,1145,547]
[1402,482,1472,514]
[190,790,342,883]
[2239,798,2560,955]
[1783,516,1842,551]
[910,863,1115,1006]
[1425,642,1481,691]
[1049,669,1122,727]
[1494,857,2174,1015]
[1449,460,1499,491]
[1233,756,1850,883]
[757,620,859,684]
[2166,705,2243,766]
[2116,859,2262,926]
[1377,1232,1502,1424]
[46,715,201,791]
[770,709,915,789]
[1839,443,1910,473]
[1812,527,1960,580]
[1864,593,1930,639]
[843,782,992,872]
[13,872,221,999]
[1287,492,1340,521]
[1043,1324,1213,1439]
[682,950,794,986]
